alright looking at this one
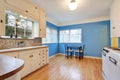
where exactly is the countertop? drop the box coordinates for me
[0,54,24,80]
[0,46,48,53]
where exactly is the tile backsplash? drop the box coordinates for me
[0,38,42,49]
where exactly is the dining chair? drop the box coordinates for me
[65,44,74,58]
[75,45,85,59]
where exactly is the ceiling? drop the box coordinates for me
[29,0,113,26]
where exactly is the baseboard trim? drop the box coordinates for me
[85,56,102,59]
[56,53,102,59]
[49,54,58,59]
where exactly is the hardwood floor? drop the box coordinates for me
[22,55,103,80]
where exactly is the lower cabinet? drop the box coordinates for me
[3,47,49,78]
[3,51,19,58]
[19,50,33,78]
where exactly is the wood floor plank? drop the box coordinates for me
[22,55,103,80]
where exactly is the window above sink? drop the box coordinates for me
[3,10,39,39]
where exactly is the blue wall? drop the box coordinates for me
[119,37,120,48]
[58,20,111,57]
[42,22,58,57]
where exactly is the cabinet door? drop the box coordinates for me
[110,0,120,37]
[4,51,19,58]
[5,0,39,22]
[0,0,5,36]
[19,50,32,78]
[25,1,39,21]
[30,49,40,72]
[39,9,46,38]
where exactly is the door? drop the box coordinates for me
[31,49,40,72]
[19,50,32,78]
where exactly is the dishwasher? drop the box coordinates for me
[102,47,111,80]
[108,50,120,80]
[102,47,120,80]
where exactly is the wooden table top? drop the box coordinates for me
[0,54,24,80]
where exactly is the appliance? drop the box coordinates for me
[102,47,120,80]
[69,0,77,10]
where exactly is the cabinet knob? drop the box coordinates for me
[40,29,41,31]
[39,53,40,55]
[25,10,28,13]
[0,20,3,23]
[113,27,115,29]
[29,55,33,58]
[35,7,38,9]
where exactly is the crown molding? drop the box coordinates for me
[46,17,58,26]
[46,16,110,27]
[57,16,110,26]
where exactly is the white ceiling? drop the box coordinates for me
[29,0,113,25]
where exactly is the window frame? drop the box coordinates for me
[42,27,58,44]
[59,28,82,43]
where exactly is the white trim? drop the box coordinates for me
[46,16,110,26]
[84,56,102,59]
[46,17,58,26]
[58,16,110,26]
[56,53,102,59]
[49,54,58,59]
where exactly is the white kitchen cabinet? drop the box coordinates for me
[0,0,46,38]
[2,47,49,78]
[0,0,5,36]
[39,9,46,38]
[40,48,48,66]
[110,0,120,37]
[19,50,32,78]
[3,51,19,58]
[30,49,40,72]
[5,0,39,21]
[18,47,48,78]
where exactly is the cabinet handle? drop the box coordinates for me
[25,10,28,13]
[35,7,37,9]
[109,56,117,65]
[0,20,3,23]
[102,52,106,57]
[39,53,40,55]
[29,55,33,58]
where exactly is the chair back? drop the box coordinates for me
[82,45,85,52]
[65,44,68,52]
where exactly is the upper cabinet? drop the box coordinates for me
[0,0,46,38]
[110,0,120,37]
[39,9,46,38]
[5,0,40,21]
[0,0,5,36]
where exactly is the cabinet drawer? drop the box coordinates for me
[4,52,19,58]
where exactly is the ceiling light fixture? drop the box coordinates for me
[69,0,77,10]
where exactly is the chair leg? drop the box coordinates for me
[70,52,72,58]
[66,52,69,58]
